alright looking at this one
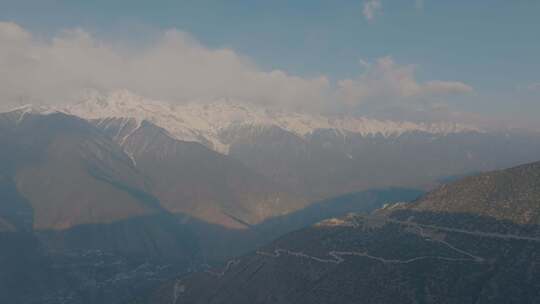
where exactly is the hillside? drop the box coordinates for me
[152,161,540,304]
[407,161,540,225]
[0,108,159,230]
[112,119,307,228]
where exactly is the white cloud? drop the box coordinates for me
[0,22,329,110]
[363,0,382,22]
[336,56,472,107]
[0,22,472,116]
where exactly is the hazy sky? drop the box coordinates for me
[0,0,539,128]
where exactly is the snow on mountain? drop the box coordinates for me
[8,90,481,154]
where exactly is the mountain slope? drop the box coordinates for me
[83,115,308,227]
[152,161,540,304]
[0,109,160,230]
[0,108,236,304]
[407,161,540,225]
[119,120,307,228]
[0,109,199,303]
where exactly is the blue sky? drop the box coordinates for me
[1,0,539,127]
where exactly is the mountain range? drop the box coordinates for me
[22,90,540,202]
[2,91,540,303]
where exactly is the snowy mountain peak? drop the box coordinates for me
[8,104,56,115]
[11,90,481,154]
[1,104,60,125]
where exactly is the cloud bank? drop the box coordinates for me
[336,57,472,108]
[0,21,330,109]
[0,21,472,115]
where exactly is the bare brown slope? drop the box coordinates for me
[120,121,307,228]
[0,110,159,230]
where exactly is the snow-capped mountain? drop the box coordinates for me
[60,90,480,154]
[5,90,540,202]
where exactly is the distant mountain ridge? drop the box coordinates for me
[6,91,540,206]
[59,90,481,154]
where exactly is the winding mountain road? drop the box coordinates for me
[387,218,540,243]
[209,217,540,278]
[256,217,540,267]
[256,248,479,265]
